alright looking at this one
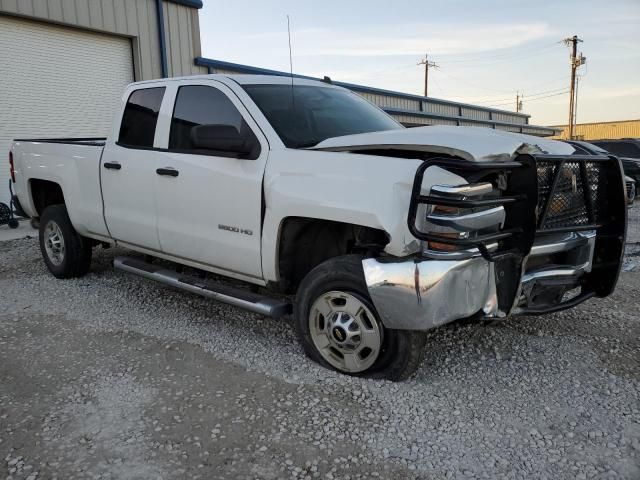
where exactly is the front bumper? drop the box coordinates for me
[362,153,626,331]
[362,231,599,330]
[362,255,496,330]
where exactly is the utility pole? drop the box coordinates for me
[563,35,584,139]
[417,53,438,97]
[516,92,523,113]
[574,76,580,129]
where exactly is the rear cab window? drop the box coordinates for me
[118,87,166,148]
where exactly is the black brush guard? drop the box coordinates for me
[407,153,627,315]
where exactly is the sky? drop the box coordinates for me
[199,0,640,127]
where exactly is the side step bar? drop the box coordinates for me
[114,256,291,318]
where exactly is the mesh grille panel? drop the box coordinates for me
[537,160,606,230]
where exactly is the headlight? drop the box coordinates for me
[422,182,505,252]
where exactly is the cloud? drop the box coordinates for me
[288,22,554,57]
[581,85,640,100]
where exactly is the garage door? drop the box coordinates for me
[0,16,134,204]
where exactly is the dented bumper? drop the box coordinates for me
[362,255,498,330]
[362,230,600,331]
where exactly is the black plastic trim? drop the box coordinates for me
[517,291,596,315]
[13,137,106,146]
[156,167,179,177]
[114,142,260,161]
[10,195,27,218]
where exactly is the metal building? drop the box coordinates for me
[551,119,640,140]
[0,0,207,202]
[195,58,560,137]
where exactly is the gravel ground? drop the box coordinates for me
[1,231,639,479]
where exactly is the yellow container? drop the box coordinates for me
[551,119,640,140]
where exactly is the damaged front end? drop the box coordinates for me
[363,153,627,331]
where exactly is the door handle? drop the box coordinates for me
[103,161,121,170]
[156,167,179,177]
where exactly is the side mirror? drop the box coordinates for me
[190,124,253,156]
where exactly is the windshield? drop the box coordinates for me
[242,84,403,148]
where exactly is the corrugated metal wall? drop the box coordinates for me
[424,102,459,117]
[356,91,422,111]
[0,0,206,80]
[551,119,640,140]
[163,1,204,77]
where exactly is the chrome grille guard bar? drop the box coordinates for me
[404,153,627,315]
[407,156,536,263]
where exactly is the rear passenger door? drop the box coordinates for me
[153,81,269,279]
[102,86,165,250]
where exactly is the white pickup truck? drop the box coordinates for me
[9,74,627,380]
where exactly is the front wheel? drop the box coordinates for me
[39,204,92,279]
[294,255,426,381]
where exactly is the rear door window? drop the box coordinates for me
[118,87,166,148]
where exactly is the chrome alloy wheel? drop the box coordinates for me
[309,291,382,373]
[44,221,65,266]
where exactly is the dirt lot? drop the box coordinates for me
[1,218,639,479]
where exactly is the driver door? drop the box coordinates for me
[153,81,268,279]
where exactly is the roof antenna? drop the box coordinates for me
[286,15,295,109]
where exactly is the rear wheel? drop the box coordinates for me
[39,204,92,278]
[295,255,426,381]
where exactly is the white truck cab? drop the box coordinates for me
[9,74,627,380]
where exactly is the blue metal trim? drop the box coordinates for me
[166,0,203,8]
[155,0,168,78]
[194,57,532,119]
[195,57,316,80]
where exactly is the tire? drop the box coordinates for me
[294,255,426,381]
[39,204,92,279]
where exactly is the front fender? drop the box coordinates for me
[260,149,466,282]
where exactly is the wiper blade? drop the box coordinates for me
[295,141,321,149]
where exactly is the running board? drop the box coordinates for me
[113,256,291,318]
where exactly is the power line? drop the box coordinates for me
[436,44,563,67]
[441,74,570,101]
[431,74,446,97]
[436,69,508,94]
[466,86,569,105]
[485,90,569,108]
[437,67,570,99]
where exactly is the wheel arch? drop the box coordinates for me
[273,216,390,294]
[29,179,66,217]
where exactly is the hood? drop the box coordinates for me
[310,125,574,162]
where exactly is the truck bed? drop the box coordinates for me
[11,138,109,238]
